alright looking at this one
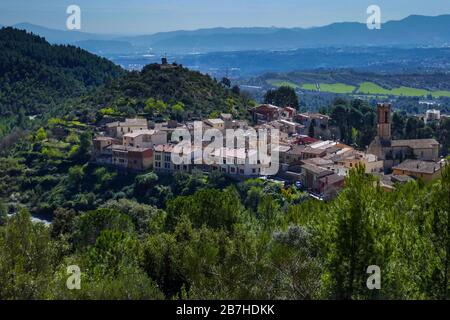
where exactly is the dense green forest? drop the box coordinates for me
[0,27,124,116]
[0,124,449,299]
[0,27,124,139]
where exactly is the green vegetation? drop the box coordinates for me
[358,82,430,97]
[264,86,299,109]
[357,82,392,95]
[264,71,450,99]
[357,82,450,97]
[391,111,450,155]
[0,28,124,135]
[75,63,253,123]
[301,83,317,91]
[432,91,450,98]
[1,129,449,299]
[300,81,450,97]
[0,27,255,150]
[267,79,300,89]
[0,28,124,141]
[324,98,377,148]
[321,97,449,153]
[301,83,356,94]
[0,93,449,301]
[1,28,450,300]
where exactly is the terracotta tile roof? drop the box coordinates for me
[391,139,439,149]
[393,160,442,174]
[301,163,333,176]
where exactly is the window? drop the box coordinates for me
[155,154,161,161]
[155,162,161,168]
[164,162,171,169]
[165,155,171,162]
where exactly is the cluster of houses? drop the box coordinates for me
[92,102,446,200]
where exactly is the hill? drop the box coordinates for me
[76,61,252,121]
[0,27,125,117]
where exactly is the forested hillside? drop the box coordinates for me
[0,28,252,140]
[0,27,124,139]
[74,63,252,123]
[0,27,124,116]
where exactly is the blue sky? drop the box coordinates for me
[0,0,449,34]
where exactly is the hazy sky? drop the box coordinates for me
[0,0,449,34]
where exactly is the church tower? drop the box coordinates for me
[377,103,391,141]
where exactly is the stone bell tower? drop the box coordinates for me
[377,103,391,141]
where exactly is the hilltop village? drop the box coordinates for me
[93,103,445,200]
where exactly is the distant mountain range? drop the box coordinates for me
[3,14,450,54]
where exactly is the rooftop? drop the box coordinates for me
[393,160,442,174]
[106,118,148,127]
[205,118,225,125]
[297,113,330,121]
[252,104,281,114]
[212,147,258,160]
[123,129,158,138]
[154,143,202,156]
[302,157,334,167]
[318,173,345,185]
[94,136,119,142]
[220,113,233,120]
[154,144,175,153]
[301,163,333,176]
[278,119,298,127]
[287,145,327,156]
[111,144,151,153]
[391,139,439,149]
[273,145,292,153]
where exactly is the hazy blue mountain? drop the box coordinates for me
[11,23,116,44]
[141,15,450,53]
[5,15,450,54]
[73,40,136,55]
